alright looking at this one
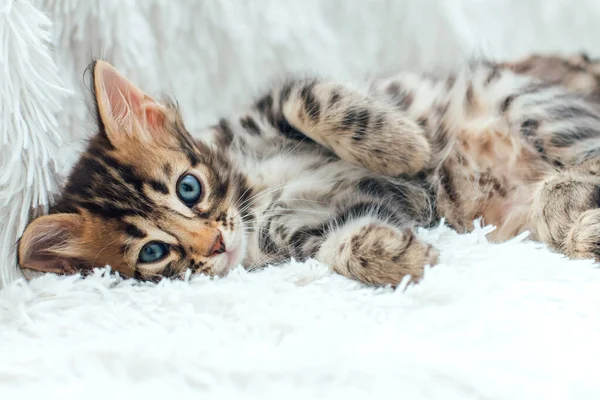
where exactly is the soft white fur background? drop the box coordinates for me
[2,0,600,398]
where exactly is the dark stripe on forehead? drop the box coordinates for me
[80,200,147,219]
[149,179,170,195]
[178,142,200,166]
[101,154,144,192]
[85,153,156,218]
[171,128,201,166]
[69,154,155,218]
[162,163,173,176]
[83,170,154,216]
[124,223,147,238]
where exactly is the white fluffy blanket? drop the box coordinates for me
[2,0,600,398]
[3,223,600,398]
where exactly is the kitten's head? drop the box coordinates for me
[18,61,250,281]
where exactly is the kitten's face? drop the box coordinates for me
[18,61,250,281]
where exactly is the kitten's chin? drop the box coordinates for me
[213,248,244,277]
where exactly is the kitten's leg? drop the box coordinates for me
[501,53,600,95]
[315,217,438,286]
[530,160,600,258]
[258,80,431,176]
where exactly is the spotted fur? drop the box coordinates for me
[17,55,600,286]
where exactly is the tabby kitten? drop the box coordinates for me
[17,57,600,285]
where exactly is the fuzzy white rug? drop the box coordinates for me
[3,222,600,399]
[3,0,600,398]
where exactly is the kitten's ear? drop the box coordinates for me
[18,214,88,275]
[93,60,166,145]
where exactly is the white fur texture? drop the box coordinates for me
[2,0,600,397]
[0,0,66,285]
[3,223,600,399]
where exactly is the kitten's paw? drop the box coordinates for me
[363,115,432,176]
[318,220,439,286]
[281,81,431,176]
[333,114,431,176]
[564,209,600,260]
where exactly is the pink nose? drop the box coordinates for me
[208,233,226,256]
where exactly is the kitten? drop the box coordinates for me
[16,56,600,285]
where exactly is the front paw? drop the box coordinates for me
[337,113,431,176]
[319,221,439,286]
[366,115,432,176]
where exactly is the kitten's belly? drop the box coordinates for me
[435,121,552,241]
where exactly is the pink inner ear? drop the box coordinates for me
[95,61,165,134]
[103,69,144,120]
[143,102,166,130]
[95,61,145,128]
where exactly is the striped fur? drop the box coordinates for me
[17,54,600,286]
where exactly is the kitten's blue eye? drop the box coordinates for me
[177,174,202,206]
[138,241,169,263]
